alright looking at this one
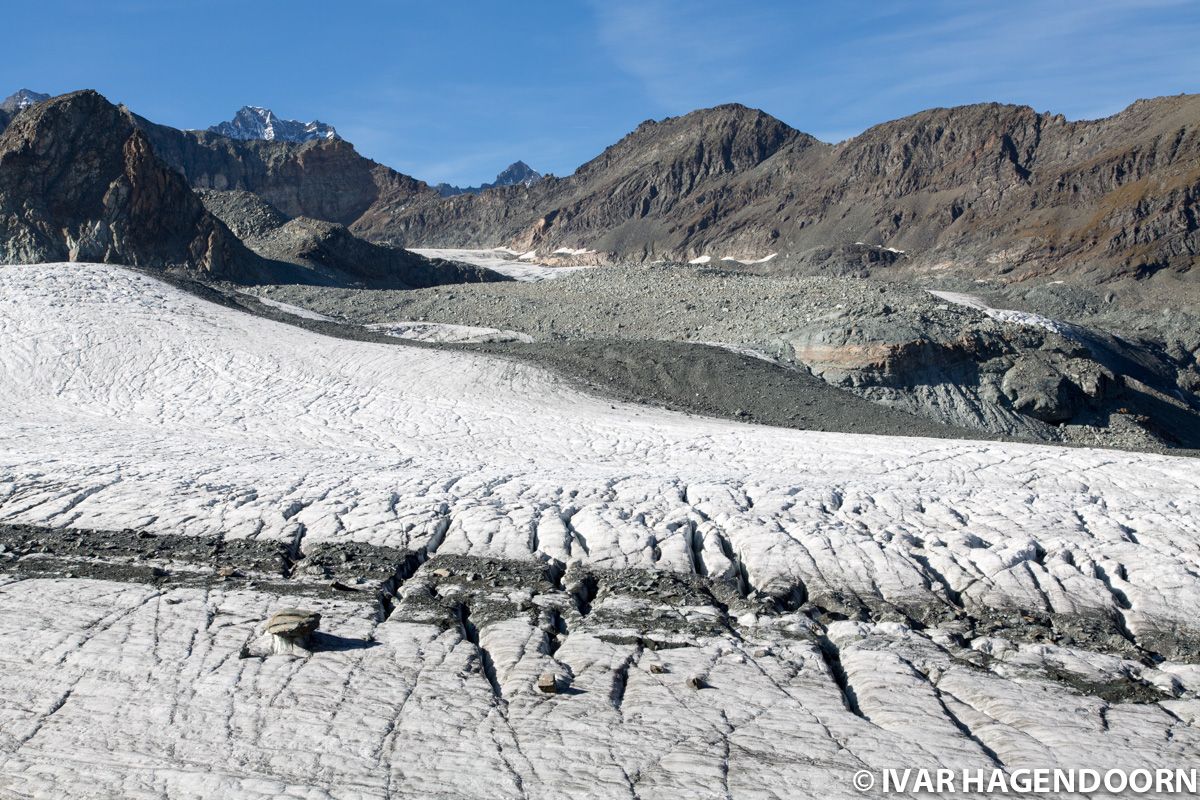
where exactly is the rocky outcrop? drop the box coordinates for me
[0,90,263,279]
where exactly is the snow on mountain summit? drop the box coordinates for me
[207,105,340,143]
[0,88,50,113]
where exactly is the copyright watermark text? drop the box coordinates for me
[852,767,1198,795]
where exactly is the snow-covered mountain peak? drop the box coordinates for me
[436,161,544,196]
[207,105,340,143]
[0,88,50,113]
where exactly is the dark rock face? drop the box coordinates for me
[354,98,1200,284]
[0,90,260,279]
[139,117,435,225]
[1001,355,1096,423]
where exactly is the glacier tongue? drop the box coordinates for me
[1,263,1199,797]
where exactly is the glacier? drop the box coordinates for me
[1,263,1199,798]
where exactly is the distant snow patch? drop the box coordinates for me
[688,255,712,264]
[854,241,905,255]
[721,253,778,265]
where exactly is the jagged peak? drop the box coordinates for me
[435,161,543,196]
[1,88,51,113]
[207,106,340,143]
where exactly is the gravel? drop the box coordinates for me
[245,263,960,349]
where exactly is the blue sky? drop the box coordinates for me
[4,0,1198,185]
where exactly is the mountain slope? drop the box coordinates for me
[0,89,49,114]
[138,115,436,225]
[0,90,478,289]
[354,97,1200,284]
[353,104,809,255]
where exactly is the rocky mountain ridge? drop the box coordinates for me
[207,105,339,143]
[4,87,1198,295]
[0,91,498,288]
[53,88,1195,292]
[355,98,1200,288]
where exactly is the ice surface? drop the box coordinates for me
[927,290,1080,338]
[3,264,1199,639]
[240,291,337,322]
[367,321,534,344]
[410,248,591,282]
[1,263,1199,797]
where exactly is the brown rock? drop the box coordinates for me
[267,608,321,640]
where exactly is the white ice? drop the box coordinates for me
[2,263,1199,797]
[239,291,337,322]
[410,248,591,282]
[928,289,1081,338]
[367,321,534,344]
[720,253,778,265]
